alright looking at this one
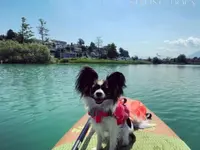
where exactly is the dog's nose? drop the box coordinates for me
[96,92,102,97]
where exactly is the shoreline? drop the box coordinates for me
[54,58,200,65]
[1,58,200,65]
[58,58,151,64]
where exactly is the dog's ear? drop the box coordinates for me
[106,72,126,96]
[75,66,98,96]
[106,72,126,88]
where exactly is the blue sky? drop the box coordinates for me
[0,0,200,58]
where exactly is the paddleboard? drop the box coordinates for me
[52,97,190,150]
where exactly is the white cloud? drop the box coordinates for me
[156,47,180,58]
[164,37,200,48]
[156,37,200,57]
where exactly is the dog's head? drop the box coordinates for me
[75,66,126,105]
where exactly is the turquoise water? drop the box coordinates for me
[0,64,199,150]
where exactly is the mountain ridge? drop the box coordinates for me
[188,51,200,58]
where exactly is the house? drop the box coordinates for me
[51,40,67,49]
[52,43,83,59]
[72,44,82,53]
[54,48,78,58]
[187,58,200,64]
[62,51,78,58]
[90,48,107,58]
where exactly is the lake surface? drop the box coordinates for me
[0,64,200,150]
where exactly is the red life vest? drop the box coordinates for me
[88,98,130,125]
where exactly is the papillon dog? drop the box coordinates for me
[75,66,135,150]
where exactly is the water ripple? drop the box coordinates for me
[0,64,200,150]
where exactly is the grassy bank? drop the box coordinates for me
[59,58,151,64]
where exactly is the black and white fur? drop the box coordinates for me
[75,66,135,150]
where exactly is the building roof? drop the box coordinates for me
[51,39,67,45]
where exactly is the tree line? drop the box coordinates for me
[150,54,200,65]
[57,37,130,59]
[0,17,49,44]
[0,17,51,63]
[0,16,131,60]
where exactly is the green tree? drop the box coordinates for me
[6,29,17,40]
[132,55,138,60]
[107,43,118,59]
[152,57,162,64]
[119,47,130,57]
[119,47,124,56]
[37,19,49,44]
[177,54,187,64]
[88,42,96,53]
[81,45,87,53]
[147,57,152,62]
[15,33,24,43]
[163,57,171,64]
[0,35,6,41]
[193,57,198,60]
[90,42,96,48]
[19,17,34,43]
[78,38,85,46]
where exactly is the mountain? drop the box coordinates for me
[188,51,200,58]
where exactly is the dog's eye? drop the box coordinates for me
[102,84,108,90]
[102,82,108,88]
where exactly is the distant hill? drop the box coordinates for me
[188,51,200,58]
